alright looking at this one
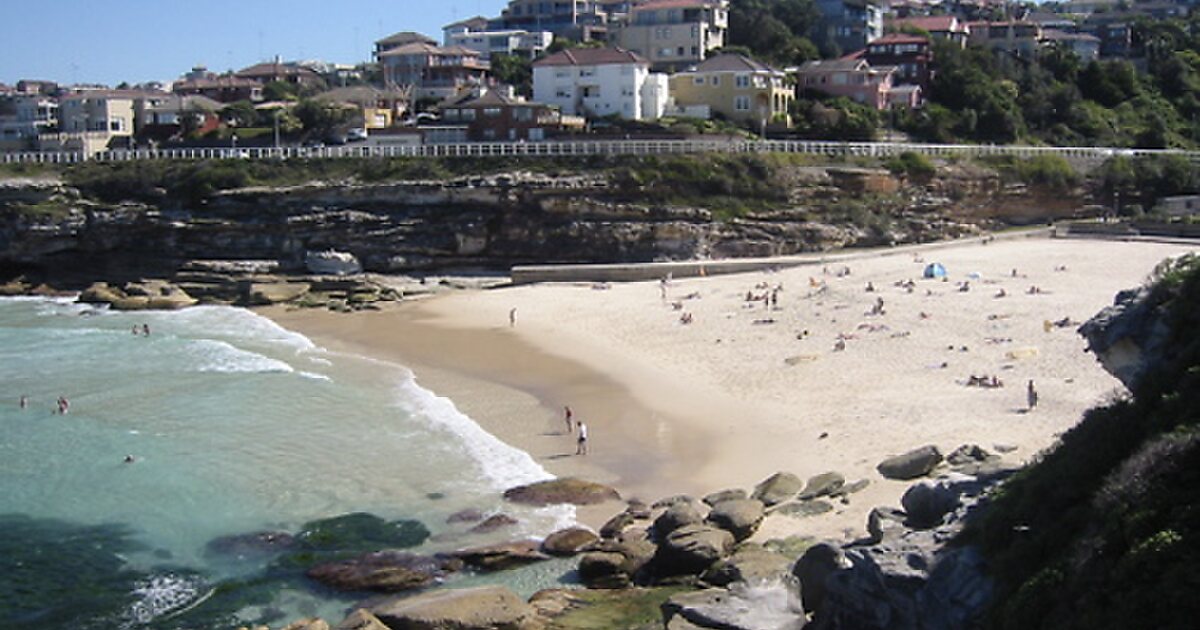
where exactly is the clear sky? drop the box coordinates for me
[1,0,509,87]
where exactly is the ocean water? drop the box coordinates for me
[0,298,577,628]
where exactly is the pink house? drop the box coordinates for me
[795,58,895,110]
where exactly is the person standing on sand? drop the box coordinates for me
[576,421,588,455]
[509,308,516,327]
[1027,380,1039,411]
[564,405,573,433]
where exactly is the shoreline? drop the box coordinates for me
[266,237,1197,543]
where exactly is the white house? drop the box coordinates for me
[531,47,668,121]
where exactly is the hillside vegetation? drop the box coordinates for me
[967,255,1200,629]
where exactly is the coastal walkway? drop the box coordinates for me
[511,227,1055,285]
[4,139,1199,166]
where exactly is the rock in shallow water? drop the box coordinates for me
[502,478,621,506]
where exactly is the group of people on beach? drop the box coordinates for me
[563,405,587,455]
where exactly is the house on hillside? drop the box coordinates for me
[795,58,917,111]
[1040,29,1101,61]
[236,59,325,90]
[669,54,792,127]
[814,0,883,54]
[614,0,729,72]
[532,47,668,120]
[375,32,438,60]
[315,85,411,129]
[135,94,222,141]
[40,90,143,154]
[858,33,932,88]
[0,94,58,151]
[439,89,585,141]
[889,15,969,47]
[378,43,490,100]
[967,21,1044,58]
[172,67,264,103]
[443,16,554,60]
[491,0,621,41]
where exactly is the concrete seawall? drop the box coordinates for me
[511,227,1054,285]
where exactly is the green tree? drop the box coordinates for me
[490,54,533,96]
[221,100,260,127]
[263,80,300,102]
[293,99,353,135]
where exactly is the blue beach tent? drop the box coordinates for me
[924,262,947,279]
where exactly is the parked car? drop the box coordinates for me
[347,128,368,142]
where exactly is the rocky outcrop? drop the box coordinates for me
[654,501,706,537]
[1078,283,1174,388]
[451,540,550,572]
[368,585,539,630]
[798,473,1006,630]
[797,473,846,501]
[702,543,793,587]
[540,527,599,556]
[662,585,806,630]
[503,478,621,506]
[78,279,197,310]
[653,524,736,577]
[578,538,657,588]
[705,499,765,542]
[305,551,460,593]
[334,609,390,630]
[876,446,943,480]
[751,473,804,507]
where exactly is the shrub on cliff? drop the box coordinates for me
[970,255,1200,629]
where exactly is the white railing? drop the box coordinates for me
[3,139,1199,165]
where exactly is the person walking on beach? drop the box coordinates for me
[509,308,516,327]
[576,421,588,455]
[1027,380,1039,411]
[564,405,573,433]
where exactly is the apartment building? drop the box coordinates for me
[532,47,668,120]
[614,0,729,72]
[378,42,491,99]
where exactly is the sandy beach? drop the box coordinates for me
[268,237,1195,543]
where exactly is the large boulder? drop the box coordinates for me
[702,543,793,586]
[541,527,599,556]
[900,479,962,529]
[876,446,943,480]
[306,551,460,593]
[600,511,638,539]
[503,478,621,506]
[368,585,538,630]
[662,586,806,630]
[706,499,765,542]
[653,524,735,577]
[792,542,852,615]
[798,472,846,500]
[578,539,657,588]
[241,280,311,306]
[335,609,390,630]
[703,489,748,506]
[654,501,706,537]
[468,514,518,534]
[866,507,908,544]
[751,473,804,507]
[451,539,550,572]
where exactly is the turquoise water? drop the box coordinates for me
[0,298,576,628]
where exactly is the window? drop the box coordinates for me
[621,87,634,96]
[513,107,532,121]
[483,128,497,139]
[555,88,571,98]
[694,76,705,85]
[461,109,477,120]
[580,68,595,77]
[734,95,750,111]
[555,69,570,78]
[659,47,673,56]
[712,76,719,86]
[444,109,460,121]
[677,47,685,56]
[483,107,502,117]
[735,74,749,88]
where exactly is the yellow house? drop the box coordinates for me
[669,54,792,128]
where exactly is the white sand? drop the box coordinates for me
[271,238,1195,542]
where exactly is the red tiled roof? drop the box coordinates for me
[869,34,930,45]
[533,47,648,67]
[892,16,962,32]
